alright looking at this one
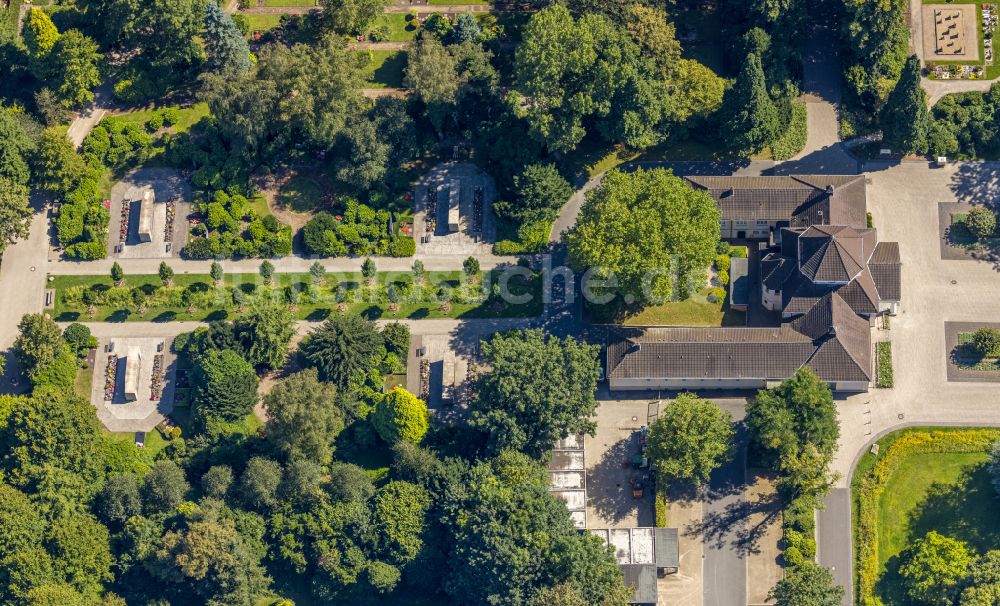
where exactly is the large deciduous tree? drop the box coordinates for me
[264,369,344,465]
[567,167,721,303]
[48,30,103,109]
[404,37,460,132]
[0,178,33,254]
[320,0,387,36]
[298,315,382,388]
[493,163,573,226]
[898,531,973,605]
[646,393,734,485]
[880,55,928,155]
[468,329,600,458]
[442,451,628,605]
[13,313,66,378]
[719,53,781,154]
[768,562,844,606]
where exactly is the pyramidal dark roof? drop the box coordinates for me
[792,292,872,382]
[798,225,865,283]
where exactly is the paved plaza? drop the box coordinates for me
[413,162,497,257]
[105,167,191,260]
[90,335,177,432]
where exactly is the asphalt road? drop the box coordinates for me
[818,488,853,605]
[703,436,748,606]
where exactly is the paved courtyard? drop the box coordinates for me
[413,162,497,257]
[105,167,191,259]
[90,335,177,432]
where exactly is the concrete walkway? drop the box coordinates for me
[66,80,116,150]
[0,210,52,390]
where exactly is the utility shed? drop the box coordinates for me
[123,347,142,402]
[730,256,749,311]
[620,564,657,605]
[447,179,460,232]
[137,189,154,243]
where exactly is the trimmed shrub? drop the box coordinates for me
[966,206,998,239]
[876,341,894,387]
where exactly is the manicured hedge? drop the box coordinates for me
[301,201,414,258]
[771,102,808,161]
[855,430,1000,606]
[655,486,668,527]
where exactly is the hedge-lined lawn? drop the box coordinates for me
[374,13,420,42]
[113,103,210,135]
[49,269,543,322]
[852,428,1000,606]
[243,13,284,33]
[360,50,408,88]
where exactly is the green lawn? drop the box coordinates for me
[243,13,284,33]
[0,0,23,44]
[585,287,745,326]
[49,269,543,322]
[359,50,408,88]
[876,451,997,567]
[852,427,1000,606]
[113,102,210,135]
[372,13,420,41]
[622,294,745,327]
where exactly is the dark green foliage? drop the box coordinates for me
[238,457,282,511]
[843,0,909,110]
[82,118,154,170]
[264,369,344,465]
[200,465,233,499]
[233,301,295,370]
[63,323,96,357]
[768,562,844,606]
[441,452,627,605]
[142,460,189,513]
[335,97,417,194]
[719,54,781,154]
[97,474,142,526]
[880,55,928,155]
[469,330,600,458]
[183,190,292,259]
[192,348,259,424]
[320,0,386,35]
[966,207,998,240]
[203,1,251,75]
[299,315,382,387]
[381,322,410,357]
[302,202,413,258]
[494,163,573,226]
[14,313,66,378]
[972,327,1000,357]
[646,393,734,485]
[326,462,376,503]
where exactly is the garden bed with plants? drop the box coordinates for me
[50,268,543,322]
[876,341,894,387]
[852,427,1000,606]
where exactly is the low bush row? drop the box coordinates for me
[302,201,414,258]
[876,342,893,388]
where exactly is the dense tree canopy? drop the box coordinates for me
[898,531,973,605]
[373,388,430,445]
[568,167,721,303]
[264,369,344,465]
[768,562,844,606]
[298,315,383,387]
[192,348,259,424]
[880,55,928,155]
[646,393,734,485]
[469,329,600,458]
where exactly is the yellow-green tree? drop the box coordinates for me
[372,387,429,444]
[23,9,60,58]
